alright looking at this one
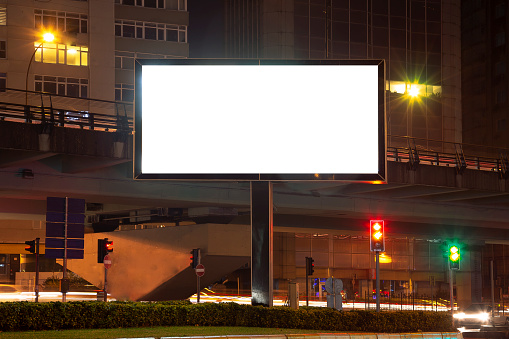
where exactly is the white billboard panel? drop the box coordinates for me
[134,59,385,181]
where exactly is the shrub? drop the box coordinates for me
[0,301,456,333]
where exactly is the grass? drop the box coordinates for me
[0,326,337,339]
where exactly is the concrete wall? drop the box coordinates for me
[67,223,250,300]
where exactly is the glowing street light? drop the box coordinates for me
[408,85,420,97]
[25,32,55,105]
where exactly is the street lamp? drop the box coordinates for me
[25,32,55,105]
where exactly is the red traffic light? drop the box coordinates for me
[305,256,314,276]
[370,220,385,252]
[25,240,36,254]
[105,240,113,252]
[190,248,200,269]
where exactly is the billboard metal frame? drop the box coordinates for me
[134,59,386,182]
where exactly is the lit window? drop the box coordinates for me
[35,42,88,66]
[0,6,6,25]
[388,80,441,97]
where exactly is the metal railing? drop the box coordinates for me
[0,88,132,132]
[1,88,508,176]
[388,135,509,176]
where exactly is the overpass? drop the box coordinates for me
[1,89,509,307]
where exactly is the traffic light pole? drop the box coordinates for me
[35,238,40,303]
[376,251,380,312]
[104,265,108,302]
[196,254,200,303]
[305,268,309,307]
[449,267,454,316]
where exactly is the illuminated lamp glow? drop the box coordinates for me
[42,32,55,42]
[67,48,77,54]
[451,252,459,261]
[374,231,382,239]
[373,223,381,231]
[408,85,420,97]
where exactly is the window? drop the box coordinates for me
[495,60,506,76]
[35,75,88,98]
[0,6,6,25]
[495,32,506,47]
[0,41,5,58]
[34,43,88,66]
[115,51,135,70]
[496,3,505,19]
[115,83,134,102]
[34,10,88,34]
[115,0,166,9]
[0,72,5,92]
[115,51,179,70]
[115,20,187,42]
[167,0,187,11]
[496,90,506,104]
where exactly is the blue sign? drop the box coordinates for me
[45,197,85,259]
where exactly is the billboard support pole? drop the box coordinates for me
[62,197,68,302]
[251,181,273,307]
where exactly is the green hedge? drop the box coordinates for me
[0,301,456,333]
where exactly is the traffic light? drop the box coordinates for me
[370,220,385,252]
[190,248,200,269]
[97,238,113,263]
[305,256,314,276]
[449,245,460,270]
[105,239,113,253]
[25,240,36,254]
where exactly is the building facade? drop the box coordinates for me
[2,0,188,107]
[224,0,462,153]
[462,0,509,154]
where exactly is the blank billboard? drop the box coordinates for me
[134,59,385,181]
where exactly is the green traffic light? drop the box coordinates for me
[449,245,460,262]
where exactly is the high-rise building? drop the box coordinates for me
[3,0,188,105]
[222,0,462,152]
[462,0,509,155]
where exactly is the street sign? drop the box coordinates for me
[104,254,112,269]
[45,197,85,259]
[195,263,205,277]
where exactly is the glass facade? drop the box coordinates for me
[293,0,444,151]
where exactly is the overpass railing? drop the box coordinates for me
[0,88,132,132]
[0,88,508,176]
[388,135,509,177]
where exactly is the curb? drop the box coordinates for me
[116,333,463,339]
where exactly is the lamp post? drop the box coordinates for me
[25,32,54,106]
